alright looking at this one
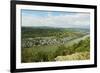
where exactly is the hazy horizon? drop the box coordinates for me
[21,25,90,29]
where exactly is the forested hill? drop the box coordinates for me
[22,26,89,33]
[21,27,89,38]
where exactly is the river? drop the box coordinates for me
[64,34,90,47]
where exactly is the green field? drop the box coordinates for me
[21,27,90,63]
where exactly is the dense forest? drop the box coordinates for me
[21,27,90,62]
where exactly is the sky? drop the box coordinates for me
[21,9,90,28]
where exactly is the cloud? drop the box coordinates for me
[22,11,90,28]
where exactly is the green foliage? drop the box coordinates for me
[21,27,90,62]
[22,48,48,62]
[21,27,87,39]
[75,37,90,52]
[22,37,90,62]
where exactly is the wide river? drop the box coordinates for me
[64,34,90,47]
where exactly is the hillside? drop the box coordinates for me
[21,27,90,62]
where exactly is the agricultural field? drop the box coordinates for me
[21,27,90,63]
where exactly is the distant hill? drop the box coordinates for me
[63,28,90,33]
[22,26,89,32]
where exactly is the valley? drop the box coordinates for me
[21,27,90,62]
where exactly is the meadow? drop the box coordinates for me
[21,27,90,63]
